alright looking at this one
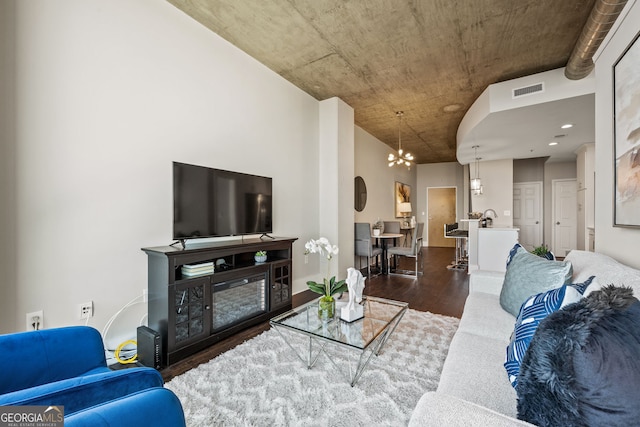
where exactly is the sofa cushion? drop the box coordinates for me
[458,292,515,341]
[409,392,535,427]
[504,276,595,388]
[499,244,573,316]
[517,285,640,427]
[469,270,507,295]
[565,250,640,297]
[438,331,518,418]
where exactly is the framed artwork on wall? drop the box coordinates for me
[613,30,640,228]
[395,181,411,218]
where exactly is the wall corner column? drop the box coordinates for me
[319,98,354,280]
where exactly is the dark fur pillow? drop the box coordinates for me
[517,285,640,427]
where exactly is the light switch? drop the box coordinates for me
[503,210,511,216]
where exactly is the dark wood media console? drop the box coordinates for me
[142,237,297,366]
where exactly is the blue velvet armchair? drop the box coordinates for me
[0,326,185,426]
[64,387,185,426]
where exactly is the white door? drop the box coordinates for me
[552,179,577,257]
[513,182,543,251]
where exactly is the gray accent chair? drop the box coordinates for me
[387,222,424,277]
[355,223,383,277]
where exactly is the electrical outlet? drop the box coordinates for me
[26,310,43,331]
[143,289,148,303]
[304,254,308,264]
[79,301,93,319]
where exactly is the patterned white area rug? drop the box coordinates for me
[166,309,459,426]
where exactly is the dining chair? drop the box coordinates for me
[387,222,424,277]
[383,221,401,268]
[354,223,383,277]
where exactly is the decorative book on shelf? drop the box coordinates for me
[182,262,214,269]
[181,262,214,277]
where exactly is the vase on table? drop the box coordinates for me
[318,296,336,320]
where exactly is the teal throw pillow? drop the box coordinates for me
[499,244,573,317]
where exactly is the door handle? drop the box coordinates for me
[535,221,539,224]
[556,222,560,225]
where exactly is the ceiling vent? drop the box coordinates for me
[512,82,544,98]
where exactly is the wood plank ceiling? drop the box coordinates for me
[167,0,596,164]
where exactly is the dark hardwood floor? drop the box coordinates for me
[161,246,468,382]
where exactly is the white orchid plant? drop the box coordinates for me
[304,237,347,299]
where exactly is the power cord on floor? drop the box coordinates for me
[114,339,138,364]
[101,294,146,363]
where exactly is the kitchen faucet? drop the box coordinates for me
[483,209,498,218]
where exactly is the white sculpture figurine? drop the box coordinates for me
[341,267,365,322]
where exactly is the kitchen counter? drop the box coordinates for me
[476,228,519,272]
[479,226,518,231]
[460,219,480,272]
[465,222,519,273]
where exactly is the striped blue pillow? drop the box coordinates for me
[504,276,595,388]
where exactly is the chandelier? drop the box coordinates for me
[470,145,483,195]
[388,111,413,168]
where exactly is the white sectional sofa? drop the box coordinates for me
[409,250,640,426]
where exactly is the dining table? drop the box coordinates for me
[372,232,403,274]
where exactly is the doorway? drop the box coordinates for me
[552,179,577,257]
[513,182,543,251]
[427,187,456,247]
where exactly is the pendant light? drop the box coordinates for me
[471,145,483,195]
[388,111,413,169]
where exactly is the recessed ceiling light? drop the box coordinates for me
[549,141,559,146]
[561,123,573,129]
[443,104,462,113]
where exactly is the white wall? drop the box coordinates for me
[0,0,17,334]
[593,0,640,269]
[6,0,325,341]
[513,158,547,183]
[354,127,415,225]
[470,159,514,227]
[319,98,354,280]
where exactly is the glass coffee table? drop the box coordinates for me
[269,296,408,386]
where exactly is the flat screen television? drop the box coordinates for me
[173,162,272,240]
